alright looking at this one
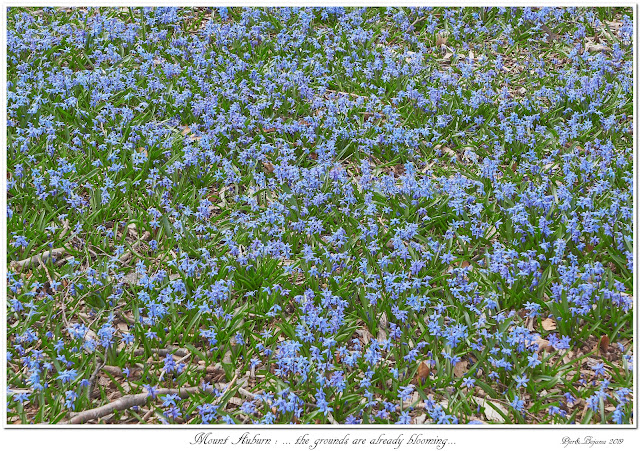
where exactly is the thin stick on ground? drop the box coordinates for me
[63,371,240,424]
[87,349,108,400]
[10,247,67,271]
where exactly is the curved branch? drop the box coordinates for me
[63,372,240,424]
[10,248,67,271]
[64,386,208,424]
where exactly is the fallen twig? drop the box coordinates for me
[237,387,258,399]
[64,386,209,424]
[63,370,240,424]
[88,359,106,400]
[142,408,154,423]
[10,248,67,271]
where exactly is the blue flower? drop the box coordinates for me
[56,369,78,384]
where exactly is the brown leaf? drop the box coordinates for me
[180,126,191,136]
[535,337,554,352]
[435,32,448,47]
[592,335,611,356]
[472,397,507,423]
[262,161,275,173]
[599,335,610,353]
[355,326,373,346]
[454,359,468,378]
[414,361,431,385]
[540,24,560,42]
[262,127,276,133]
[541,317,557,331]
[310,152,318,160]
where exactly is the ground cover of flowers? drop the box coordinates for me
[6,7,634,425]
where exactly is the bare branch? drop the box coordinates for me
[10,248,67,271]
[63,371,240,424]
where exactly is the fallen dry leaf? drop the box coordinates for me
[534,337,554,352]
[414,413,428,424]
[393,164,405,175]
[472,397,507,423]
[436,32,448,47]
[262,161,275,173]
[540,24,560,42]
[414,361,431,385]
[541,317,557,331]
[355,326,373,345]
[454,359,468,378]
[592,335,611,356]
